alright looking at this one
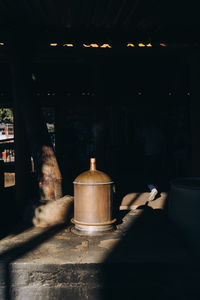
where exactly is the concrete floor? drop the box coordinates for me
[0,195,199,300]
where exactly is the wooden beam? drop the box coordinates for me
[7,32,63,205]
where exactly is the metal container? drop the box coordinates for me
[71,158,116,235]
[169,177,200,256]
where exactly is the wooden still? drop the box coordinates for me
[71,158,116,235]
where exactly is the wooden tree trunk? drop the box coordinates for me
[7,33,62,202]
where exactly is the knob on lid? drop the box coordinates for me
[73,157,113,184]
[90,158,96,170]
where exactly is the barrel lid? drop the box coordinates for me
[73,158,113,184]
[171,177,200,190]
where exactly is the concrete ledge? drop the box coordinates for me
[0,206,197,300]
[1,261,200,300]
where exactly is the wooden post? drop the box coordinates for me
[13,89,31,212]
[7,32,62,205]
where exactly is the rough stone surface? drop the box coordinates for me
[0,206,200,299]
[32,195,74,227]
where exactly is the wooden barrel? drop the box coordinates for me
[72,158,116,235]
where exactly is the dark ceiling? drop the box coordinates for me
[0,0,199,43]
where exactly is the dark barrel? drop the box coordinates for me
[169,177,200,255]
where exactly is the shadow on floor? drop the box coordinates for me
[101,201,200,300]
[0,223,67,300]
[0,186,70,300]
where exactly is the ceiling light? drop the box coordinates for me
[0,42,4,46]
[90,44,99,48]
[100,44,111,48]
[83,43,99,48]
[50,43,58,47]
[138,43,145,47]
[127,43,135,47]
[63,43,74,47]
[160,43,167,47]
[146,43,152,47]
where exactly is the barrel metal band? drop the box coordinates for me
[73,181,114,185]
[71,218,116,226]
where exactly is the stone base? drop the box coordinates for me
[0,198,199,300]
